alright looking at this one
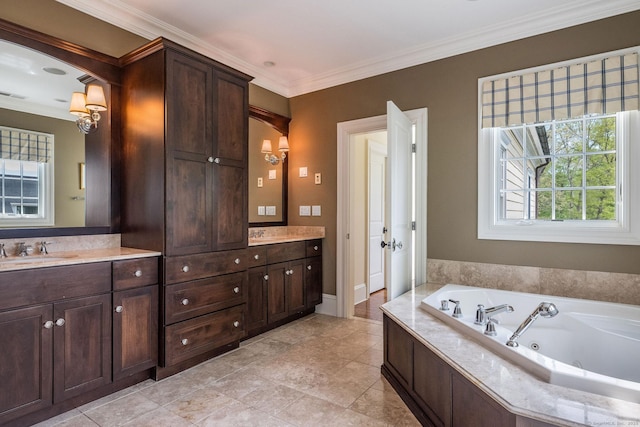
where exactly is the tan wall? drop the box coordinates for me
[289,11,640,295]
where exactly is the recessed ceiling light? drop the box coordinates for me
[54,98,68,103]
[43,67,67,75]
[263,61,275,67]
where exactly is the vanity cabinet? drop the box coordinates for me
[304,240,323,308]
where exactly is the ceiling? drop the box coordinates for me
[56,0,640,97]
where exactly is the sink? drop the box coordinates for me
[0,256,72,264]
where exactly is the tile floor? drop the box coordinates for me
[35,314,419,427]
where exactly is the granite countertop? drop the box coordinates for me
[0,247,161,272]
[380,284,640,427]
[248,225,325,246]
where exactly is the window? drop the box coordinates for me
[0,126,54,227]
[478,48,640,245]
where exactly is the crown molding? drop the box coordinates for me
[56,0,640,98]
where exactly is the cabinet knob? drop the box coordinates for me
[134,269,143,277]
[254,254,260,260]
[43,320,54,329]
[214,157,221,164]
[181,338,189,346]
[181,298,189,306]
[314,245,319,251]
[207,156,214,163]
[115,305,124,313]
[234,258,240,265]
[307,265,312,271]
[264,275,269,281]
[55,318,65,327]
[182,265,190,273]
[233,286,240,294]
[233,320,240,328]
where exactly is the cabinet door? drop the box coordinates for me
[165,50,215,255]
[287,258,306,314]
[267,262,288,323]
[414,341,451,427]
[0,305,53,424]
[305,256,322,308]
[247,266,268,332]
[113,286,158,380]
[53,294,112,403]
[451,372,515,427]
[211,71,248,251]
[383,315,413,390]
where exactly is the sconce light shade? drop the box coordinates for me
[278,136,289,152]
[261,139,273,153]
[69,92,90,117]
[84,85,107,111]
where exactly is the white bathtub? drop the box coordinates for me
[420,284,640,403]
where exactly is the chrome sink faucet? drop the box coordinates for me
[0,243,7,258]
[17,242,32,256]
[475,304,514,336]
[506,302,559,347]
[39,241,52,255]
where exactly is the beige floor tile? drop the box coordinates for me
[122,406,192,426]
[357,345,385,367]
[32,409,83,427]
[164,387,237,424]
[209,369,277,400]
[306,375,370,408]
[332,408,391,426]
[350,388,421,426]
[139,372,205,406]
[84,392,160,427]
[334,360,383,387]
[239,382,303,415]
[197,400,291,427]
[276,394,344,426]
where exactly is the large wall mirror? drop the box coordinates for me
[0,18,120,238]
[249,105,290,227]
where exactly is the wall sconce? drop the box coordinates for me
[69,84,107,134]
[261,136,289,165]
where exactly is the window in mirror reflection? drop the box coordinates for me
[0,126,53,226]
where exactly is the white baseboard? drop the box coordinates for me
[354,283,367,305]
[315,293,337,316]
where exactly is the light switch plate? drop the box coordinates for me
[299,205,311,216]
[299,167,308,178]
[257,206,266,216]
[314,173,322,184]
[266,206,276,216]
[257,177,263,187]
[312,205,321,216]
[268,170,277,180]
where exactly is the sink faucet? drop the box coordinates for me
[17,242,31,256]
[506,302,559,347]
[39,241,52,255]
[0,243,7,258]
[475,304,514,336]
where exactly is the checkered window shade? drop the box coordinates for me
[0,126,53,163]
[481,52,639,128]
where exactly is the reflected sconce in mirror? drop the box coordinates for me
[69,84,107,134]
[261,135,289,165]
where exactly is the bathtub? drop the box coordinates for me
[420,284,640,403]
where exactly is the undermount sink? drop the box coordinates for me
[0,256,73,264]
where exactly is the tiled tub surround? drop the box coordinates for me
[381,284,640,426]
[248,226,325,246]
[428,258,640,306]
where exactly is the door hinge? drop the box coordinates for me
[346,233,350,239]
[411,221,416,231]
[411,143,416,153]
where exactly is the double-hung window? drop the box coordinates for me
[0,126,54,227]
[478,48,640,245]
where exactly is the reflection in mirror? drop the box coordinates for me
[248,106,290,226]
[0,40,87,228]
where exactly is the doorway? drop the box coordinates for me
[336,105,427,318]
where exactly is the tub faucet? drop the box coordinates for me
[474,304,514,326]
[506,302,559,347]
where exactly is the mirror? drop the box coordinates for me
[248,105,290,226]
[0,18,120,238]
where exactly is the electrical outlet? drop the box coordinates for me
[269,170,276,180]
[257,177,263,187]
[314,173,322,184]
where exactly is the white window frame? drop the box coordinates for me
[478,111,640,245]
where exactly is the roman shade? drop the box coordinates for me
[481,52,639,128]
[0,126,53,163]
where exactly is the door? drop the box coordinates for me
[368,140,387,294]
[385,101,414,299]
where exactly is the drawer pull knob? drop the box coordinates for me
[233,321,240,328]
[134,269,142,277]
[254,254,260,260]
[314,245,319,251]
[115,305,124,313]
[307,265,312,271]
[182,265,190,273]
[44,320,54,329]
[264,275,269,281]
[234,258,240,265]
[207,156,214,163]
[181,298,189,306]
[214,157,221,164]
[233,286,240,294]
[181,338,189,346]
[55,318,65,327]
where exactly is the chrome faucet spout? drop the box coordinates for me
[475,304,514,325]
[506,302,558,347]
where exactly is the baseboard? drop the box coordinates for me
[315,293,337,316]
[354,283,367,305]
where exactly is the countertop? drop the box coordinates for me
[381,284,640,427]
[0,247,161,272]
[248,226,325,246]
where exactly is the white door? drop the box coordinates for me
[385,101,413,300]
[368,141,386,294]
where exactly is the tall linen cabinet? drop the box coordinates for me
[120,39,252,378]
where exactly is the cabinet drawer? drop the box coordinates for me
[165,272,246,324]
[165,249,247,284]
[266,241,305,264]
[164,304,245,366]
[0,263,111,311]
[306,240,322,257]
[246,247,267,268]
[113,257,159,290]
